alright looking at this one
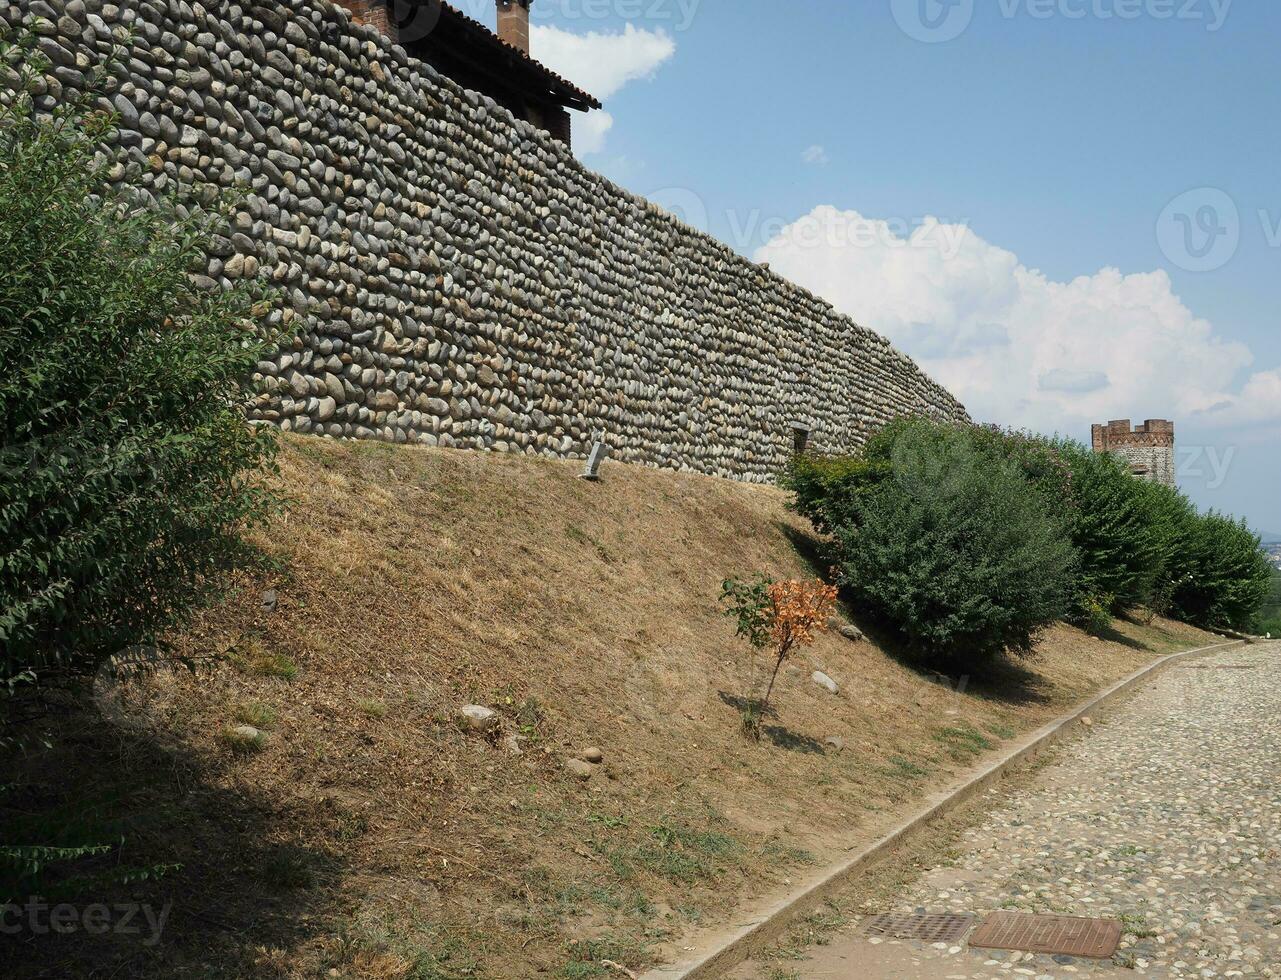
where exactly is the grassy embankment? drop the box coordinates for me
[1,437,1220,978]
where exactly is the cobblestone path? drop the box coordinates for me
[775,643,1281,979]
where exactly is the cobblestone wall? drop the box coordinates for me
[5,0,968,482]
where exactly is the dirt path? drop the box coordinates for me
[736,642,1281,980]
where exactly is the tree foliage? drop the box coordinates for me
[1253,569,1281,637]
[720,576,837,736]
[1163,509,1271,631]
[785,416,1271,665]
[0,36,285,687]
[829,420,1078,669]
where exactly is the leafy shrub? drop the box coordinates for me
[783,453,891,537]
[957,429,1161,618]
[720,576,838,737]
[1077,593,1115,636]
[1129,482,1270,631]
[959,424,1076,513]
[824,421,1079,668]
[789,416,1272,644]
[0,37,284,689]
[1054,443,1165,616]
[1165,510,1271,631]
[1254,570,1281,636]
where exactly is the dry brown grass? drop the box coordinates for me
[1,437,1219,979]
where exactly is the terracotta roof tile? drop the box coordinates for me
[435,1,601,109]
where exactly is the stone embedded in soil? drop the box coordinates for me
[225,725,266,752]
[838,623,865,642]
[458,705,497,734]
[580,747,603,764]
[565,758,595,780]
[261,589,278,612]
[811,670,839,694]
[825,735,846,752]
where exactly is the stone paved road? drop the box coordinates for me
[769,643,1281,980]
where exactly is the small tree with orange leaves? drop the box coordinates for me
[721,576,839,738]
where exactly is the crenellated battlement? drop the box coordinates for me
[1091,419,1175,487]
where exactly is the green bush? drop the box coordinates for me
[1130,482,1270,631]
[0,38,284,688]
[788,415,1272,647]
[783,452,890,537]
[1130,479,1197,614]
[831,420,1078,668]
[1165,511,1271,631]
[1054,442,1165,616]
[965,424,1075,513]
[958,429,1163,618]
[1254,570,1281,636]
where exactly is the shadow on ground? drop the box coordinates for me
[0,691,349,979]
[776,521,1058,709]
[715,691,827,755]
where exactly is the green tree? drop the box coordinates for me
[0,36,286,690]
[1166,511,1271,631]
[834,421,1078,669]
[1254,569,1281,636]
[1054,442,1164,616]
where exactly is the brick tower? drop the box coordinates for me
[1091,419,1175,487]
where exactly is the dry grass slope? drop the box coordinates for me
[2,437,1219,979]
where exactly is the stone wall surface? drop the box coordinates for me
[2,0,968,481]
[1111,445,1176,487]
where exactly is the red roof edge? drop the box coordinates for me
[418,1,602,110]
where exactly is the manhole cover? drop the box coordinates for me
[858,912,974,944]
[969,911,1121,959]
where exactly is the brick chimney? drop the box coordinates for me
[497,0,532,53]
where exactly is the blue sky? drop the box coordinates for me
[473,0,1278,533]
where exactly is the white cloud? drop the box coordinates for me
[573,110,615,155]
[529,23,676,155]
[754,206,1281,437]
[801,145,830,166]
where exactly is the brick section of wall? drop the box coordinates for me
[545,105,571,148]
[8,0,969,483]
[1091,419,1176,487]
[331,0,393,38]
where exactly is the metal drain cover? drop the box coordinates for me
[969,911,1121,959]
[859,912,974,944]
